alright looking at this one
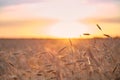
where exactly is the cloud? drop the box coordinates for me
[95,18,120,23]
[88,0,120,3]
[0,0,43,7]
[81,18,120,24]
[0,19,57,27]
[0,0,119,7]
[0,0,119,21]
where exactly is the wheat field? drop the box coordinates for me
[0,38,120,80]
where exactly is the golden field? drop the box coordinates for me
[0,38,120,80]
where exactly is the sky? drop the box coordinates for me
[0,0,120,38]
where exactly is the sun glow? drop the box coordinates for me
[47,21,90,38]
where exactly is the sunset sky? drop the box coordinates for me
[0,0,120,38]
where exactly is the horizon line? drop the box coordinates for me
[0,36,120,40]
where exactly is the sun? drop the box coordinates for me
[47,21,90,38]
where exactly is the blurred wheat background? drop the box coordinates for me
[0,37,120,80]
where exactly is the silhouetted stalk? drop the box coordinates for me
[69,38,74,54]
[96,24,115,64]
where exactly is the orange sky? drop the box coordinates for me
[0,0,120,38]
